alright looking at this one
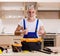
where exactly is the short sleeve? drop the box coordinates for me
[39,20,44,27]
[18,19,23,27]
[37,19,44,31]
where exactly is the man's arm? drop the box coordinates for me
[14,25,28,35]
[14,25,23,35]
[38,26,46,36]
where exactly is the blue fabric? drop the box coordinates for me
[23,19,26,29]
[35,19,39,32]
[23,19,39,38]
[24,32,38,38]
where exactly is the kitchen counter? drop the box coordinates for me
[0,33,15,35]
[0,51,59,56]
[1,47,60,56]
[0,33,60,48]
[0,34,23,48]
[0,33,59,36]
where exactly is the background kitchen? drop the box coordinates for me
[0,2,60,50]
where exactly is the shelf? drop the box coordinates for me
[0,2,25,10]
[0,7,25,11]
[37,10,60,12]
[0,10,25,13]
[38,7,60,11]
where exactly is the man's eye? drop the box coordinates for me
[28,11,34,13]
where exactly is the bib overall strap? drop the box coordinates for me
[23,19,26,30]
[35,19,39,32]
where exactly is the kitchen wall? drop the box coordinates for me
[0,19,60,34]
[0,19,19,34]
[41,19,60,33]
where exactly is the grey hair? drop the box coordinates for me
[27,5,35,10]
[26,5,37,18]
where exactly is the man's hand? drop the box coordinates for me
[22,29,28,35]
[38,30,45,35]
[38,26,45,36]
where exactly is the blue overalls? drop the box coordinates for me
[23,19,39,38]
[21,19,41,51]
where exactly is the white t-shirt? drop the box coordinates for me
[18,18,43,32]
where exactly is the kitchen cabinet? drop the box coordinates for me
[0,2,60,19]
[37,2,60,19]
[0,2,37,19]
[0,2,25,19]
[37,2,59,10]
[0,34,23,48]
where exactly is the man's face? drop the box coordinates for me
[27,8,36,18]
